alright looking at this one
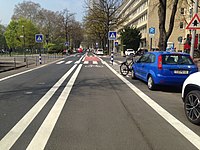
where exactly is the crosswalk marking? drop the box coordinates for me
[83,61,89,64]
[93,61,98,64]
[65,61,72,64]
[56,60,103,65]
[56,61,65,64]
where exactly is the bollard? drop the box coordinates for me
[39,54,42,64]
[26,57,28,68]
[14,57,16,69]
[111,51,114,65]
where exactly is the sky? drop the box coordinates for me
[0,0,86,25]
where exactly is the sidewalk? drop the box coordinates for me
[0,54,64,73]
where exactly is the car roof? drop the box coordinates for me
[147,51,190,56]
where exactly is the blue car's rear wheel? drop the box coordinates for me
[147,75,156,90]
[131,69,136,79]
[184,90,200,125]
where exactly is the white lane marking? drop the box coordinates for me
[56,61,65,64]
[65,61,73,64]
[0,54,86,149]
[27,64,83,150]
[116,60,123,64]
[0,65,77,150]
[101,59,200,150]
[93,61,98,64]
[75,54,85,64]
[83,61,89,64]
[0,58,65,82]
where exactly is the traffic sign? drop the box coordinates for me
[35,34,43,43]
[108,31,117,40]
[149,27,155,34]
[65,42,69,46]
[186,14,200,30]
[115,41,118,46]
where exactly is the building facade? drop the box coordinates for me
[116,0,200,51]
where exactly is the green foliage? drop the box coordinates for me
[4,18,39,50]
[119,26,142,52]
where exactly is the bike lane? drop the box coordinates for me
[44,57,198,150]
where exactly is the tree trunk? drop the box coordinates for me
[158,0,167,50]
[158,0,179,51]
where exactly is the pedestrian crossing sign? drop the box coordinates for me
[35,34,43,43]
[108,31,117,40]
[186,14,200,30]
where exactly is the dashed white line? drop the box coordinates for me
[65,61,73,64]
[56,61,65,64]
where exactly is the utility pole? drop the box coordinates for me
[190,0,198,58]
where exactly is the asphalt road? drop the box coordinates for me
[0,52,199,150]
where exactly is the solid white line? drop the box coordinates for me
[101,59,200,150]
[0,64,77,150]
[65,61,72,64]
[56,61,65,64]
[27,64,83,150]
[0,55,86,149]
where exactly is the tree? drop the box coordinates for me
[70,21,84,49]
[158,0,179,50]
[84,0,123,52]
[12,1,41,24]
[4,18,39,52]
[119,26,141,54]
[0,24,8,50]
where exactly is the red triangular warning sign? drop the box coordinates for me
[186,14,200,29]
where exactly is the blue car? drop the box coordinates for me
[131,51,198,90]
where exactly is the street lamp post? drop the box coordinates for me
[22,25,26,62]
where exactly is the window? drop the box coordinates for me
[180,22,184,29]
[162,55,194,65]
[139,53,150,63]
[180,8,184,15]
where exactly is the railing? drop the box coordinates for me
[0,54,64,72]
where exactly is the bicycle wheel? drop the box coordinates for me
[120,63,129,76]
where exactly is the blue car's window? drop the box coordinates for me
[138,53,150,62]
[162,54,194,65]
[138,53,155,63]
[148,54,156,63]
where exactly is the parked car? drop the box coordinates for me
[96,49,104,55]
[125,49,135,56]
[131,51,198,90]
[182,72,200,125]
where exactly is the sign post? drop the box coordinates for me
[108,31,117,64]
[149,27,155,51]
[35,34,43,64]
[186,1,199,58]
[108,31,117,52]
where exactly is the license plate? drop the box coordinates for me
[174,70,189,74]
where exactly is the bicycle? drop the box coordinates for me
[120,54,135,76]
